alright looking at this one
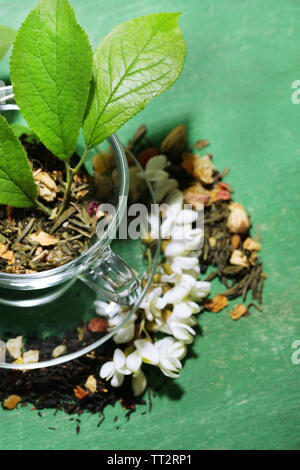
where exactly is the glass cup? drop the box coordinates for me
[0,132,161,369]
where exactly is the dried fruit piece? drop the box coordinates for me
[228,304,248,320]
[204,295,228,313]
[230,250,249,268]
[243,237,261,251]
[85,375,97,394]
[88,318,109,333]
[182,153,215,184]
[28,231,59,247]
[6,336,23,359]
[227,202,250,235]
[23,350,39,363]
[34,170,57,202]
[3,395,21,410]
[74,385,89,400]
[52,344,67,359]
[231,234,241,250]
[0,243,15,264]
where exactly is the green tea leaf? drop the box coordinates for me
[0,26,16,61]
[10,0,93,161]
[83,13,186,149]
[0,115,37,208]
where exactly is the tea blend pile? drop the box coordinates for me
[0,132,107,274]
[0,124,266,428]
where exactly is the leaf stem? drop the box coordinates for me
[56,161,72,218]
[35,199,52,217]
[72,147,90,174]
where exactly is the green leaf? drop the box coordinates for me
[0,26,16,61]
[10,0,93,161]
[0,115,37,208]
[83,13,186,149]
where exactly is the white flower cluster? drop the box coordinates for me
[95,155,211,396]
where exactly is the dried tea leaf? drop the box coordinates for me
[195,139,209,150]
[204,295,228,313]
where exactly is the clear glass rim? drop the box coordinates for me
[0,148,162,369]
[0,133,129,286]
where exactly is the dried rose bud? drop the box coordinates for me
[137,147,159,168]
[183,182,211,207]
[227,202,250,235]
[161,124,187,158]
[88,318,109,333]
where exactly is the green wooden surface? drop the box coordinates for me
[0,0,300,450]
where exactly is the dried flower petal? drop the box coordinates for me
[204,295,229,313]
[28,231,58,247]
[3,395,21,410]
[183,182,211,207]
[228,304,248,320]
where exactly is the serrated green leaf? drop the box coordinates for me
[83,13,186,149]
[0,115,37,208]
[0,26,16,61]
[10,0,93,161]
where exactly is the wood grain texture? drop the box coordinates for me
[0,0,300,450]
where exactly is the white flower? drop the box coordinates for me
[143,155,178,202]
[155,337,187,378]
[95,300,137,344]
[100,349,131,387]
[139,286,163,321]
[164,227,203,257]
[157,274,210,309]
[156,301,201,344]
[133,338,187,379]
[108,311,137,344]
[168,255,200,278]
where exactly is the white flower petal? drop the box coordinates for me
[113,348,126,370]
[127,350,142,373]
[100,361,114,380]
[113,322,135,344]
[134,339,159,365]
[111,371,125,388]
[145,155,168,171]
[132,370,147,396]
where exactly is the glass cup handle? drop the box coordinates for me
[78,247,141,306]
